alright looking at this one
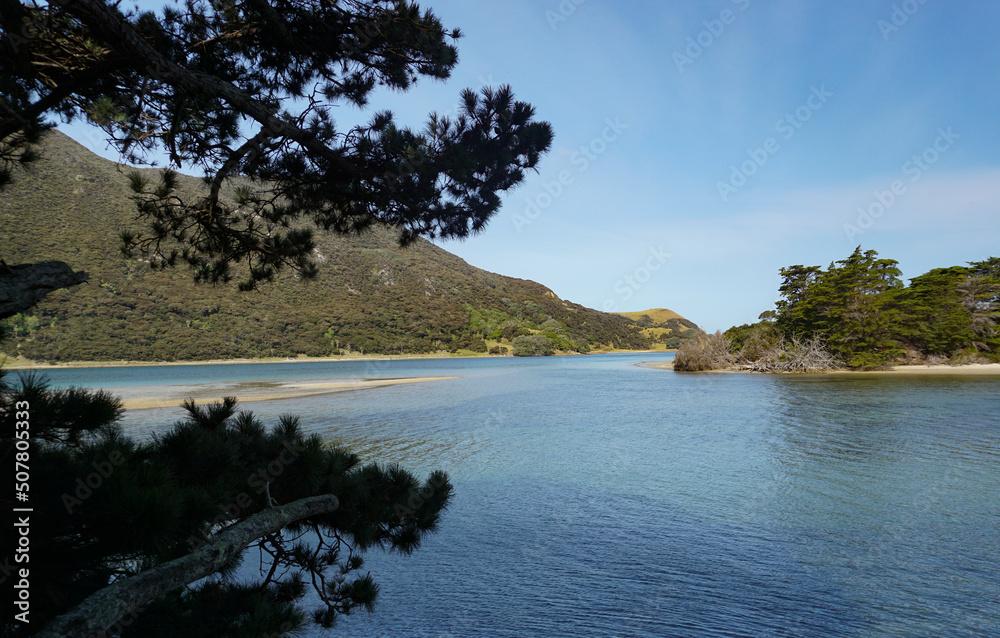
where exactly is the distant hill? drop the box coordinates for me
[0,131,697,362]
[616,309,702,350]
[617,308,685,324]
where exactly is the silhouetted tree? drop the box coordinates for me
[0,1,551,634]
[1,377,451,637]
[1,0,552,289]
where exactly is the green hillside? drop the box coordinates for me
[0,131,675,362]
[616,308,702,350]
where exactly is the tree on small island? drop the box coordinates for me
[676,247,1000,372]
[0,1,552,636]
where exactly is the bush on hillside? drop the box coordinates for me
[512,335,556,357]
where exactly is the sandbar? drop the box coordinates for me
[119,376,459,410]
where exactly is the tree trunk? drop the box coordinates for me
[36,494,339,638]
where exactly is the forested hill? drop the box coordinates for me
[0,131,697,362]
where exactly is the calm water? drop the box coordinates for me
[34,354,1000,637]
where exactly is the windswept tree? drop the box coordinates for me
[769,249,1000,369]
[774,264,823,336]
[897,266,978,355]
[773,248,904,368]
[964,257,1000,347]
[815,247,903,367]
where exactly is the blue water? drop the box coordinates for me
[28,355,1000,636]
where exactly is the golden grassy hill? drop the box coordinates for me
[614,308,702,350]
[616,308,685,324]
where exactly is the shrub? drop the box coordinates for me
[948,349,994,365]
[511,335,556,357]
[662,336,681,349]
[731,333,840,372]
[728,321,783,362]
[673,331,736,371]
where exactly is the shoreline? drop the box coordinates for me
[642,361,1000,376]
[1,353,496,370]
[118,376,460,410]
[1,349,676,371]
[827,363,1000,376]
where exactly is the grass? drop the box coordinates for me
[616,308,684,323]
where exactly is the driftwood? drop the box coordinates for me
[36,494,340,638]
[676,331,841,373]
[737,336,841,372]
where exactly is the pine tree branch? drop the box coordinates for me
[36,494,340,638]
[49,0,362,178]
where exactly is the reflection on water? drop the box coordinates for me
[36,355,1000,637]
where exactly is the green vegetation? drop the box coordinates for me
[772,247,906,368]
[2,0,553,291]
[0,132,664,363]
[0,2,633,636]
[676,247,1000,372]
[0,373,451,635]
[615,308,702,350]
[511,334,556,357]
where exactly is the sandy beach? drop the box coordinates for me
[830,363,1000,376]
[117,376,459,410]
[641,361,1000,375]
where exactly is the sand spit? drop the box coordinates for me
[119,376,459,410]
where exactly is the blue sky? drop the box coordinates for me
[62,0,1000,331]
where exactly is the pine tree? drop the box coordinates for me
[773,248,904,369]
[0,0,553,289]
[1,373,451,637]
[771,249,1000,368]
[815,248,903,368]
[965,257,1000,350]
[0,1,547,635]
[897,266,977,355]
[774,264,823,336]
